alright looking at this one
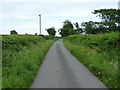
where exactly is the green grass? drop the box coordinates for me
[2,35,55,88]
[0,35,2,89]
[63,32,119,88]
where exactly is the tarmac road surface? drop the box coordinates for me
[30,40,108,88]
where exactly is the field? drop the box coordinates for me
[2,35,55,88]
[63,32,119,88]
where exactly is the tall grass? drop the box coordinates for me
[0,34,2,89]
[2,35,55,88]
[63,32,119,88]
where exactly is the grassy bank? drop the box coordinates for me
[2,35,55,88]
[63,32,119,88]
[0,35,2,89]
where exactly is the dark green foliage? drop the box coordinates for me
[58,20,76,37]
[80,9,119,34]
[10,30,18,35]
[92,9,119,33]
[92,9,119,22]
[46,27,56,36]
[34,33,37,35]
[63,20,74,29]
[81,21,118,34]
[81,21,98,34]
[74,22,83,34]
[74,22,79,29]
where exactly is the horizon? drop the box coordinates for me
[0,0,119,36]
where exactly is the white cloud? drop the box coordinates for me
[0,12,34,20]
[52,9,93,17]
[0,13,9,19]
[119,1,120,9]
[1,0,119,3]
[0,0,118,35]
[13,15,34,20]
[95,6,118,10]
[1,23,39,34]
[1,0,118,20]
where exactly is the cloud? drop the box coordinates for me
[0,13,9,19]
[12,15,34,20]
[119,1,120,9]
[95,6,118,10]
[1,1,118,20]
[52,9,93,17]
[0,13,35,20]
[0,0,118,36]
[1,23,39,34]
[0,21,61,35]
[1,0,119,3]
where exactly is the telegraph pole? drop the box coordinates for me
[39,14,41,35]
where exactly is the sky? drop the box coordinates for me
[0,0,119,36]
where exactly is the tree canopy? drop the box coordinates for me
[46,27,56,36]
[10,30,18,35]
[74,22,83,34]
[56,9,119,36]
[92,9,119,22]
[80,9,119,34]
[58,20,76,37]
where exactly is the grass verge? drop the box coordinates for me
[63,32,119,88]
[2,35,55,88]
[0,35,2,89]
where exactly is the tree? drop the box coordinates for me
[10,30,18,35]
[74,22,79,29]
[92,9,119,32]
[81,21,94,34]
[34,33,37,35]
[63,20,74,29]
[81,21,107,34]
[74,22,83,34]
[58,20,75,37]
[92,9,119,22]
[46,27,56,36]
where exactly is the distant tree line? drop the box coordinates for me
[10,30,38,36]
[56,9,119,37]
[10,9,119,37]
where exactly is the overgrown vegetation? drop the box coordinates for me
[2,35,55,88]
[63,32,119,88]
[0,35,2,89]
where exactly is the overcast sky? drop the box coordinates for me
[0,0,119,36]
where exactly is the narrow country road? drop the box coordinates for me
[30,40,108,88]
